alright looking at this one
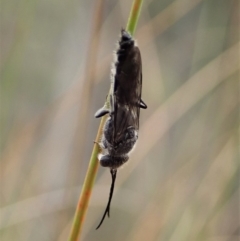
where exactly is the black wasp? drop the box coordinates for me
[95,29,147,229]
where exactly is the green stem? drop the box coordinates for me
[67,116,107,241]
[126,0,143,35]
[67,1,143,240]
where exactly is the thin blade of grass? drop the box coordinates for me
[67,0,144,240]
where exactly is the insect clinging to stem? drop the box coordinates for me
[95,29,147,229]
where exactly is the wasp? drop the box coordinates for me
[95,29,147,229]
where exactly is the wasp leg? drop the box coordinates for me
[139,99,147,109]
[95,107,110,118]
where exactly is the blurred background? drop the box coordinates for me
[1,0,239,240]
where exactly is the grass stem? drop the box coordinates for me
[67,1,143,240]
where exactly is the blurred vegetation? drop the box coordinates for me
[0,0,239,241]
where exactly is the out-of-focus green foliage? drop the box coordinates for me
[0,0,239,241]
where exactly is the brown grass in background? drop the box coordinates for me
[0,0,239,241]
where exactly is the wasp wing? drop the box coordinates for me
[111,30,142,144]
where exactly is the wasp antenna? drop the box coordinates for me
[96,169,117,229]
